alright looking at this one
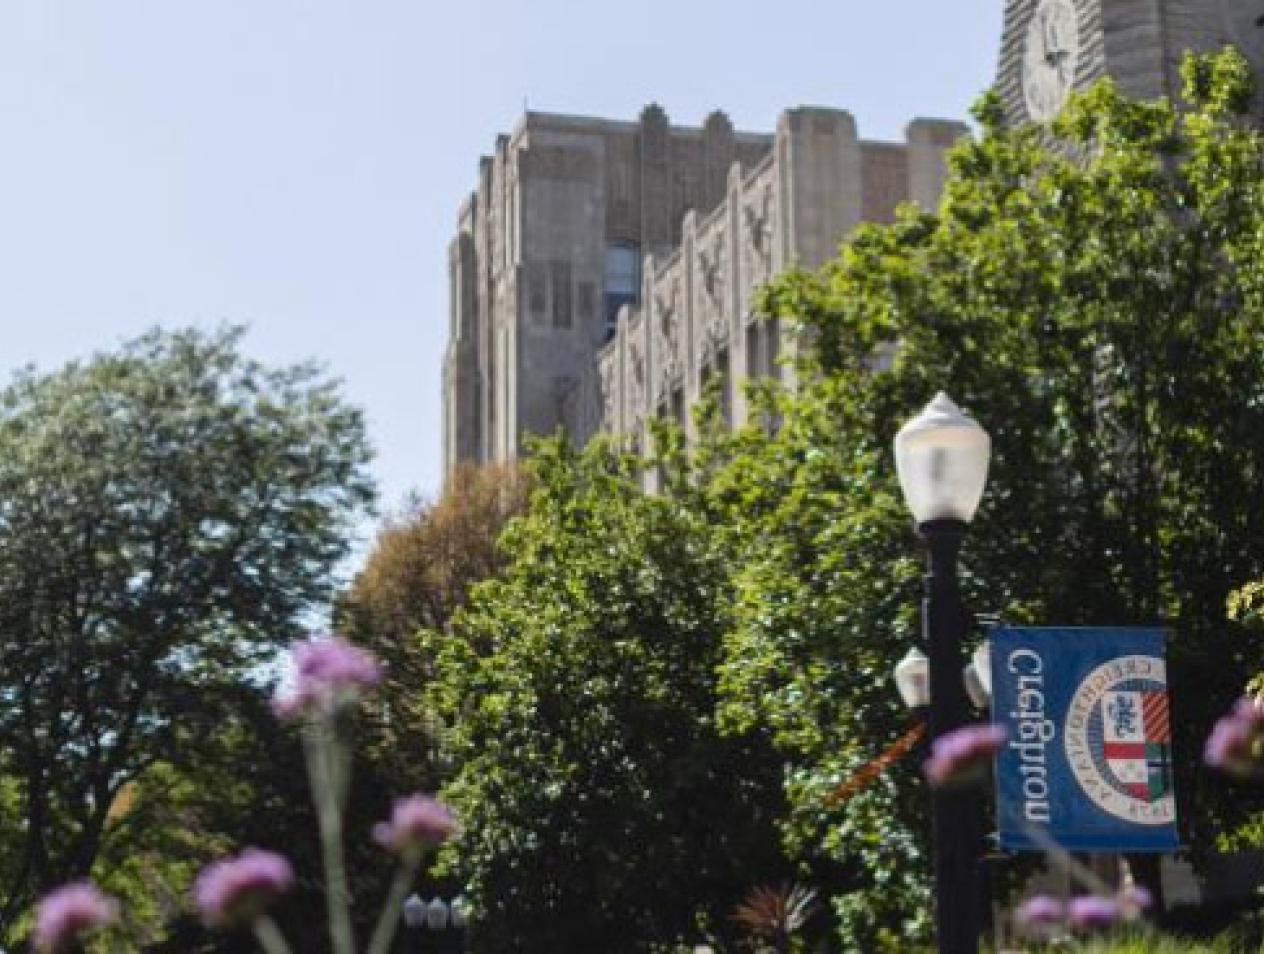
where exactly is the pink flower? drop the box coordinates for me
[272,636,383,722]
[373,795,458,856]
[33,882,119,952]
[194,848,294,927]
[1015,894,1064,929]
[923,724,1007,788]
[1205,698,1264,778]
[1068,895,1120,932]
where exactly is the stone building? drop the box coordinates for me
[443,1,1264,479]
[996,0,1264,127]
[442,105,966,477]
[442,107,772,475]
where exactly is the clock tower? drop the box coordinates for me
[996,0,1264,125]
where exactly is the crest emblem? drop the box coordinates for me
[1064,655,1176,826]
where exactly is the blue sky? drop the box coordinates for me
[0,0,1001,555]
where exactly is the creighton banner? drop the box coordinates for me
[990,627,1178,853]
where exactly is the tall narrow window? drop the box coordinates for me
[604,243,640,336]
[552,260,572,329]
[528,263,547,324]
[767,318,781,380]
[716,347,731,428]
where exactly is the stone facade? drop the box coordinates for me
[443,105,966,478]
[995,0,1264,127]
[597,111,966,465]
[442,107,771,476]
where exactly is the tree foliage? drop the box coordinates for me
[425,439,787,952]
[0,327,375,942]
[341,461,529,645]
[708,48,1264,948]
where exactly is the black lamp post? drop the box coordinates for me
[894,392,992,954]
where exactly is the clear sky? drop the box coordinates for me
[0,0,1002,554]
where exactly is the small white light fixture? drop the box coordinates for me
[972,640,992,700]
[426,896,450,931]
[894,392,992,525]
[450,895,469,929]
[402,893,426,929]
[894,647,931,710]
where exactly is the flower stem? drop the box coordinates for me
[1020,821,1115,896]
[364,855,421,954]
[304,721,357,954]
[253,915,294,954]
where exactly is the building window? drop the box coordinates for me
[767,317,781,380]
[604,243,640,336]
[714,347,731,428]
[528,264,547,323]
[551,260,572,329]
[578,281,596,322]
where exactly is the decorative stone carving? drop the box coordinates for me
[628,333,646,417]
[743,179,774,285]
[698,227,726,310]
[598,355,617,430]
[653,273,682,399]
[697,225,728,361]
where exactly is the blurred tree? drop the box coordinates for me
[0,327,375,944]
[336,461,529,801]
[341,461,529,642]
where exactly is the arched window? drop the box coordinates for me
[603,243,640,336]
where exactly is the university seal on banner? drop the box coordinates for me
[1063,655,1175,825]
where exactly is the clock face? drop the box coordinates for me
[1218,0,1264,71]
[1024,0,1080,121]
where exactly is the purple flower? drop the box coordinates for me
[33,882,119,952]
[194,848,294,927]
[272,636,383,722]
[1068,895,1120,932]
[1118,885,1153,919]
[373,795,458,856]
[1015,895,1064,930]
[1204,698,1264,778]
[923,724,1007,788]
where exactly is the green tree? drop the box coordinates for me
[0,327,375,942]
[713,49,1264,948]
[425,438,787,953]
[337,461,529,798]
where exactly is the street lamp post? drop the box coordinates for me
[894,392,991,954]
[401,893,469,952]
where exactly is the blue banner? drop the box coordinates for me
[989,627,1178,853]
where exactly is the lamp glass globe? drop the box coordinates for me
[894,392,991,525]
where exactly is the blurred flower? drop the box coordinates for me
[1118,884,1153,920]
[1015,894,1064,933]
[1205,697,1264,778]
[1068,895,1120,932]
[373,795,458,856]
[33,882,119,952]
[273,636,383,722]
[194,848,294,927]
[923,724,1006,788]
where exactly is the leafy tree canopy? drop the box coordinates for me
[0,327,375,942]
[710,48,1264,948]
[425,438,787,952]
